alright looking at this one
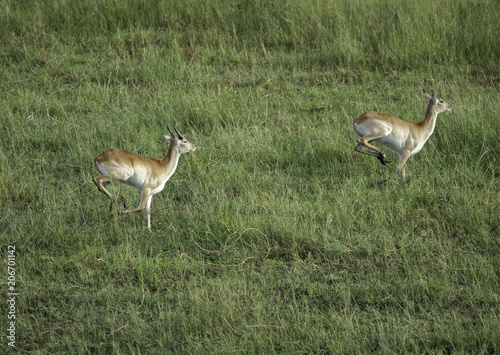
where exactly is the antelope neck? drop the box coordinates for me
[419,104,438,130]
[160,144,181,170]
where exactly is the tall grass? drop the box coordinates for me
[1,0,499,72]
[1,0,499,353]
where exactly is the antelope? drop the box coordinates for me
[93,127,196,229]
[352,89,451,185]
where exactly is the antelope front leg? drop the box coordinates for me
[120,189,152,216]
[378,151,410,185]
[146,195,153,230]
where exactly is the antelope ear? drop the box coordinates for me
[162,134,172,142]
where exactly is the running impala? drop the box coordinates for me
[352,89,451,184]
[93,127,196,229]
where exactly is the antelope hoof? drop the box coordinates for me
[118,195,128,209]
[378,178,389,185]
[378,154,390,165]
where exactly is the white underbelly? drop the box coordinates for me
[123,174,145,191]
[374,134,404,153]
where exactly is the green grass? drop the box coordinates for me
[1,0,499,353]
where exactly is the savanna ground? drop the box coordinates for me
[1,0,499,353]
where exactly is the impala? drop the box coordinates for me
[93,127,196,229]
[352,89,451,184]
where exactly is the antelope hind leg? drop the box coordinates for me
[354,144,390,165]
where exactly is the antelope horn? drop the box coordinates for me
[167,126,175,137]
[430,90,437,104]
[174,127,184,139]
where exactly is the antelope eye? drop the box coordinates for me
[183,140,187,144]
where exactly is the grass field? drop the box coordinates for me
[1,0,499,353]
